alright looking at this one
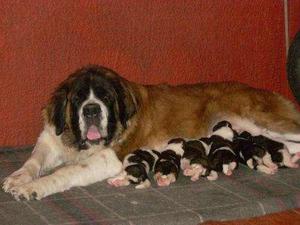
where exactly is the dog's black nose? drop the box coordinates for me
[83,104,101,118]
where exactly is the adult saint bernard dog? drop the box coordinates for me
[3,40,300,201]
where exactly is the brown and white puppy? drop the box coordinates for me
[207,121,238,176]
[153,138,185,187]
[182,121,238,181]
[3,45,300,200]
[181,138,212,181]
[108,148,159,189]
[235,131,299,174]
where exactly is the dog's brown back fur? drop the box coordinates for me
[116,81,300,159]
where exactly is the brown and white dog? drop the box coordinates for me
[3,38,300,200]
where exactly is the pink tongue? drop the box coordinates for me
[87,125,101,140]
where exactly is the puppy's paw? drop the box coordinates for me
[183,164,203,178]
[154,173,176,187]
[268,163,278,170]
[190,174,200,181]
[107,177,130,187]
[224,169,233,176]
[291,152,300,164]
[3,169,33,193]
[135,179,151,189]
[257,165,277,175]
[284,161,299,168]
[183,167,194,176]
[10,182,44,201]
[207,171,218,181]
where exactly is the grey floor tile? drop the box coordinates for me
[271,167,300,177]
[83,173,196,196]
[216,176,299,200]
[0,189,17,203]
[260,194,300,214]
[59,219,130,225]
[271,174,300,189]
[27,197,119,224]
[83,181,138,196]
[196,202,263,222]
[128,211,201,225]
[96,189,185,219]
[43,187,88,201]
[271,168,300,189]
[0,201,47,225]
[0,161,24,179]
[158,182,245,210]
[216,164,265,181]
[0,146,32,162]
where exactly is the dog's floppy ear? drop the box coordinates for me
[43,86,68,135]
[112,79,138,128]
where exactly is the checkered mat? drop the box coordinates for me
[0,147,299,225]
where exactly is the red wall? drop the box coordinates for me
[0,0,299,147]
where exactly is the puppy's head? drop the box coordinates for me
[44,65,138,150]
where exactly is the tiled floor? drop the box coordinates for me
[0,147,299,225]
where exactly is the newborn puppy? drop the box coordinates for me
[207,121,238,176]
[235,131,298,174]
[108,148,159,189]
[180,138,216,181]
[253,134,299,169]
[234,131,277,174]
[154,138,184,187]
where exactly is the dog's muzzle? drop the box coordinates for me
[83,104,102,141]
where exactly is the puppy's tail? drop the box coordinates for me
[287,31,300,103]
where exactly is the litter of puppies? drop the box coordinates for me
[108,120,300,189]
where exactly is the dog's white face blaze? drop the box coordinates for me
[78,89,109,140]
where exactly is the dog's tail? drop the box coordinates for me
[287,31,300,103]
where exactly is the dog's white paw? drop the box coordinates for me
[9,182,45,201]
[3,169,33,193]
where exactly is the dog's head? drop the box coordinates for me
[44,65,138,150]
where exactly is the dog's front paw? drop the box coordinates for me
[3,169,33,193]
[10,182,45,201]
